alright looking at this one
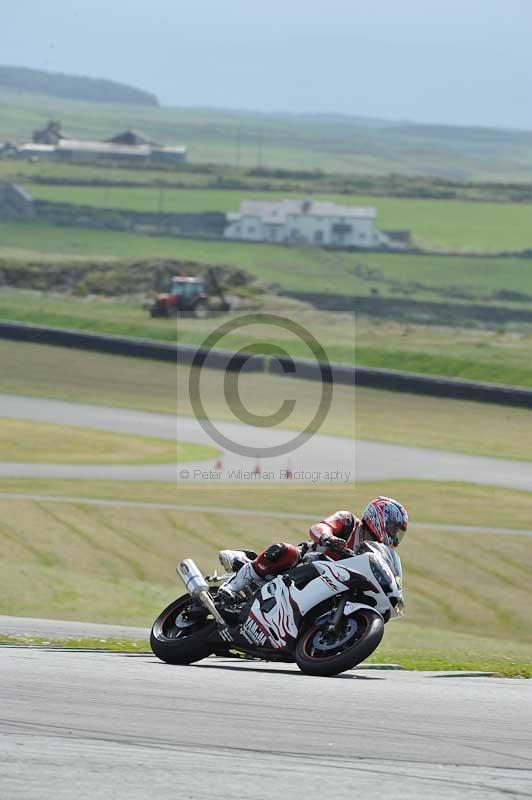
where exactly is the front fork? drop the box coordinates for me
[326,596,347,634]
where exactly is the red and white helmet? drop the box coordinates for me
[361,497,408,547]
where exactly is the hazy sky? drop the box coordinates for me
[3,0,532,129]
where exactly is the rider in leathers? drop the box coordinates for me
[218,497,408,603]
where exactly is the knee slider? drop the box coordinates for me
[263,543,286,563]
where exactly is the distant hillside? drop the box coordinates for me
[0,66,158,106]
[1,85,532,180]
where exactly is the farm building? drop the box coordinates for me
[224,198,390,248]
[15,122,187,165]
[0,183,34,218]
[33,138,187,165]
[32,120,67,145]
[17,143,58,160]
[0,142,19,158]
[54,139,151,163]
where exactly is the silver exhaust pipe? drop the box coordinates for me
[176,559,229,631]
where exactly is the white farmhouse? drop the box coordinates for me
[224,197,390,248]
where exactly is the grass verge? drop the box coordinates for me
[4,341,532,460]
[354,386,532,460]
[0,340,356,440]
[1,627,530,678]
[0,290,356,367]
[366,623,532,677]
[0,634,148,651]
[0,419,217,464]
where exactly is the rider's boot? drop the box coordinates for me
[217,561,266,606]
[218,549,253,573]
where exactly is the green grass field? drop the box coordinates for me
[2,476,531,528]
[4,156,532,206]
[2,221,532,300]
[0,158,220,188]
[3,340,532,460]
[354,319,532,388]
[0,477,530,674]
[26,184,532,252]
[3,86,532,181]
[0,221,359,294]
[0,419,216,464]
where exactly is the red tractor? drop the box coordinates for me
[149,271,230,319]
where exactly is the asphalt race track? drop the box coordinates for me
[2,393,532,799]
[1,643,531,800]
[2,393,532,489]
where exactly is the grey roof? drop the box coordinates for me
[230,198,376,223]
[10,183,33,202]
[0,183,34,208]
[107,129,153,146]
[151,146,187,155]
[18,143,56,153]
[17,139,186,158]
[56,139,151,156]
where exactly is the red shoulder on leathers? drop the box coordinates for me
[309,510,361,559]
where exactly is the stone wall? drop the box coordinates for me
[34,199,225,236]
[0,183,34,218]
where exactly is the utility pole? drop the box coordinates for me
[235,122,242,169]
[256,129,263,169]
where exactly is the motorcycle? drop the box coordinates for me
[150,542,404,677]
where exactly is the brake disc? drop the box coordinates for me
[175,610,197,629]
[312,618,358,651]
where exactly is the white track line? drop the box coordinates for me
[0,492,531,536]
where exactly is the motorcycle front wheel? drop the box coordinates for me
[295,608,384,677]
[150,593,216,665]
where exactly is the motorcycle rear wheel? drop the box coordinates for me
[150,593,216,665]
[295,608,384,677]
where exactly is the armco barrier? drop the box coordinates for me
[2,320,532,408]
[269,355,354,387]
[354,366,532,409]
[0,321,265,373]
[0,320,178,361]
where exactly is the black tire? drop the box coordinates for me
[150,593,216,665]
[150,304,170,318]
[193,300,209,319]
[295,608,384,677]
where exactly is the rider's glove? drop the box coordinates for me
[320,534,347,551]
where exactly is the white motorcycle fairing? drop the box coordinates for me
[153,545,404,675]
[241,550,402,651]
